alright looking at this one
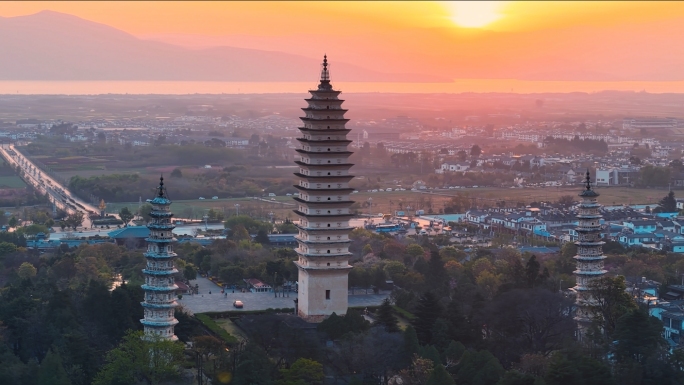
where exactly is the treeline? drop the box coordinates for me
[544,136,608,154]
[68,170,297,202]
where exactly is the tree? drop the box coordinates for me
[8,216,17,228]
[255,229,270,245]
[93,330,184,385]
[232,343,275,385]
[544,350,612,385]
[139,203,153,219]
[375,298,400,333]
[170,168,182,178]
[278,358,324,385]
[66,211,85,230]
[231,224,251,242]
[556,195,575,207]
[658,190,677,213]
[427,364,455,385]
[412,292,442,345]
[453,350,504,385]
[118,207,134,227]
[471,145,482,157]
[38,348,72,385]
[183,265,197,281]
[614,308,665,364]
[17,262,37,280]
[589,276,637,337]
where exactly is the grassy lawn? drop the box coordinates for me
[0,176,27,189]
[213,319,248,342]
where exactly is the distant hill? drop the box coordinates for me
[0,11,448,82]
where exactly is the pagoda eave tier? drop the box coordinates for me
[142,268,179,276]
[307,89,341,95]
[293,197,354,206]
[293,210,355,219]
[294,185,355,193]
[573,255,607,261]
[140,319,180,327]
[296,138,353,145]
[149,212,174,218]
[295,161,354,169]
[295,149,353,156]
[296,239,352,246]
[295,224,354,232]
[575,227,602,233]
[141,284,179,292]
[296,252,352,258]
[299,117,349,123]
[301,108,348,113]
[305,97,344,103]
[144,252,177,259]
[573,269,608,275]
[141,302,178,309]
[575,241,605,246]
[148,224,176,230]
[294,173,354,183]
[147,197,172,205]
[298,127,351,135]
[146,237,175,243]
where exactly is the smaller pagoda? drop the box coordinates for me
[140,176,179,340]
[573,170,607,340]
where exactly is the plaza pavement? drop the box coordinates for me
[178,276,389,314]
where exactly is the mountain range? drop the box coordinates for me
[0,11,447,82]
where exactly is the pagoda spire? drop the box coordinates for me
[317,54,332,91]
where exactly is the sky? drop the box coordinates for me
[2,1,684,86]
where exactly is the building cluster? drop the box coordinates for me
[457,200,684,252]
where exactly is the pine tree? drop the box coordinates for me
[427,364,455,385]
[658,190,677,213]
[403,325,420,357]
[375,298,400,333]
[38,348,72,385]
[412,292,442,345]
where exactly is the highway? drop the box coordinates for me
[0,144,102,228]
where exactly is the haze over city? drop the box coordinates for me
[0,2,683,385]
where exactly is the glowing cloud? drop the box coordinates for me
[443,1,506,28]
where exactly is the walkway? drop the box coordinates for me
[178,276,389,313]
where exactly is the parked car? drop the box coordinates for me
[233,300,244,309]
[199,197,205,200]
[212,196,218,200]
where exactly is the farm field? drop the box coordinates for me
[103,185,669,222]
[0,176,26,189]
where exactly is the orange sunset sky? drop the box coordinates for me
[2,1,684,87]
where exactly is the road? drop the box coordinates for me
[0,144,102,228]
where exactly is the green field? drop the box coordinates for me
[0,176,27,189]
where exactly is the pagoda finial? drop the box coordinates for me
[318,54,332,90]
[158,174,165,198]
[585,169,591,191]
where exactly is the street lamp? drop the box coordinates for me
[559,279,564,292]
[274,272,278,298]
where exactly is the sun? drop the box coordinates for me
[442,1,506,29]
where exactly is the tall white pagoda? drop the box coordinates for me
[293,55,354,321]
[140,176,179,340]
[573,171,607,340]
